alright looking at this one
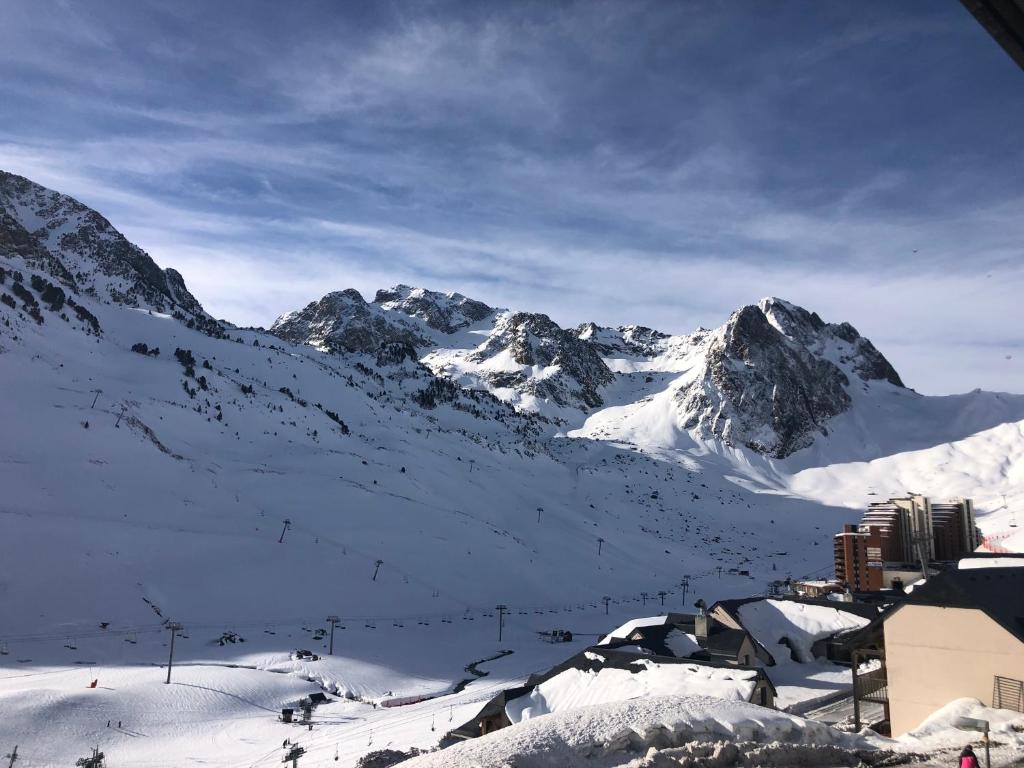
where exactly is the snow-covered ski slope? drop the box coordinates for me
[2,170,1023,765]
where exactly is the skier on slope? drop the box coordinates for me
[960,745,981,768]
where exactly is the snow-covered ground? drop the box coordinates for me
[402,694,888,768]
[402,695,1024,768]
[2,172,1024,766]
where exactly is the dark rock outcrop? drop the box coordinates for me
[0,170,206,318]
[270,290,429,354]
[675,298,903,457]
[469,312,615,409]
[374,284,493,333]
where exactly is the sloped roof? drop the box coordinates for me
[451,646,777,740]
[524,646,775,694]
[601,614,752,661]
[960,0,1024,70]
[899,567,1024,643]
[713,595,880,622]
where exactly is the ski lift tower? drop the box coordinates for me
[910,530,933,582]
[283,744,305,768]
[75,747,105,768]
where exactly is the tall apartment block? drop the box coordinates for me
[834,524,884,592]
[834,496,979,591]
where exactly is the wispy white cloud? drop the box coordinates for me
[0,0,1021,394]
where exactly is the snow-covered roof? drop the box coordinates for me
[737,599,870,664]
[664,628,702,657]
[506,653,763,724]
[959,556,1024,570]
[596,615,668,645]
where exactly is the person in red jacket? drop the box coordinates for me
[960,745,981,768]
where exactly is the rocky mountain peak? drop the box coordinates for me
[673,298,905,457]
[468,312,615,409]
[373,284,494,333]
[271,289,429,354]
[0,170,206,318]
[577,322,672,358]
[758,296,903,387]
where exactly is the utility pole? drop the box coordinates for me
[640,592,648,607]
[716,566,722,579]
[658,590,667,607]
[681,576,690,603]
[911,531,932,582]
[90,389,102,409]
[597,537,604,556]
[5,745,17,768]
[536,507,542,524]
[165,621,183,684]
[602,595,611,615]
[495,604,507,641]
[372,559,383,581]
[114,405,127,428]
[278,519,292,544]
[326,616,339,655]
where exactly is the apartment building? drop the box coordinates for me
[834,496,979,591]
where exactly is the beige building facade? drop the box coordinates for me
[885,603,1024,735]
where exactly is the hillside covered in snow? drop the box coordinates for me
[2,170,1023,766]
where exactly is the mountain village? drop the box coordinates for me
[0,165,1022,768]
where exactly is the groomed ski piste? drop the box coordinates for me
[2,171,1024,766]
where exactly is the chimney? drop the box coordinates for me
[695,613,709,642]
[694,598,709,642]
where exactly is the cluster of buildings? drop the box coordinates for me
[834,495,980,592]
[443,493,1023,747]
[444,601,785,742]
[847,561,1024,735]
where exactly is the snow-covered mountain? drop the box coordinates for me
[2,170,1024,766]
[0,170,209,324]
[272,283,906,458]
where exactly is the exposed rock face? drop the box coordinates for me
[0,169,913,460]
[271,290,429,354]
[666,298,905,457]
[578,323,671,357]
[374,284,493,333]
[758,297,903,387]
[469,312,615,408]
[0,171,206,317]
[678,304,853,457]
[272,286,903,449]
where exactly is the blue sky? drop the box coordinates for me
[1,0,1022,394]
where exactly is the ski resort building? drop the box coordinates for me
[710,596,880,665]
[445,647,776,742]
[835,524,885,592]
[834,496,981,591]
[597,612,762,666]
[863,567,1024,736]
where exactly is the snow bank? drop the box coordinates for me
[506,659,760,723]
[901,697,1024,749]
[406,695,882,768]
[737,600,870,663]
